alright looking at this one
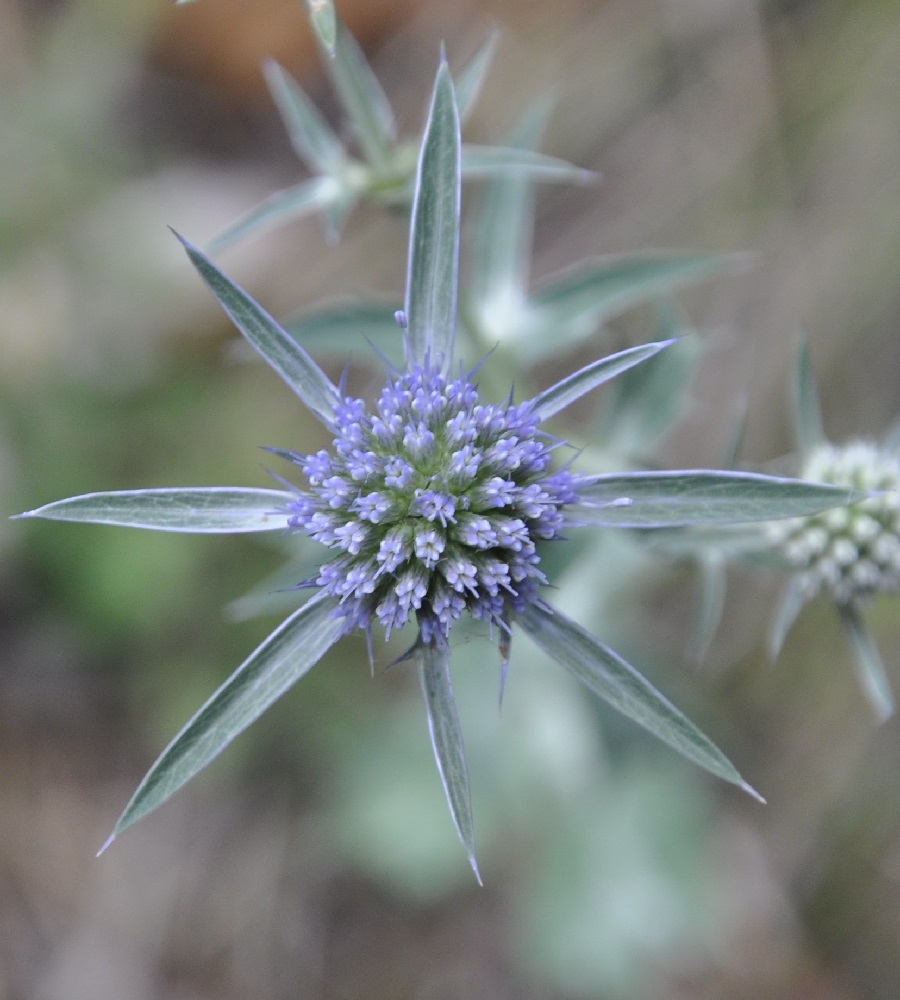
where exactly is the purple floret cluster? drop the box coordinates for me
[285,364,577,643]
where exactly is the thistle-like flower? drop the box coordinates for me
[284,362,578,648]
[15,63,862,878]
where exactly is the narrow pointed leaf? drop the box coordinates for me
[882,414,900,455]
[768,576,807,661]
[263,60,344,173]
[468,103,547,310]
[322,191,357,241]
[460,145,594,184]
[601,312,702,456]
[15,487,295,533]
[226,542,323,622]
[284,300,402,358]
[693,554,727,663]
[519,601,759,795]
[530,339,675,422]
[454,31,499,124]
[531,252,746,332]
[304,0,337,54]
[567,470,865,528]
[723,402,748,471]
[206,177,342,254]
[418,641,481,882]
[405,61,460,372]
[105,594,345,843]
[794,340,825,459]
[323,20,396,169]
[839,604,895,722]
[177,234,341,425]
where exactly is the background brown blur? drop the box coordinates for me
[4,0,900,998]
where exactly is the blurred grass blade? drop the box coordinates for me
[262,60,344,173]
[839,604,895,722]
[304,0,337,54]
[227,543,324,622]
[285,300,402,357]
[177,234,342,425]
[723,401,748,471]
[206,176,341,254]
[418,641,481,883]
[405,60,460,372]
[519,601,761,797]
[531,252,744,333]
[692,555,728,663]
[323,19,396,169]
[568,470,865,528]
[454,31,499,124]
[794,340,826,459]
[768,576,807,660]
[468,103,547,311]
[530,339,675,423]
[882,415,900,454]
[102,594,345,847]
[460,145,593,183]
[16,488,294,532]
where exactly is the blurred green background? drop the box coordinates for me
[4,0,900,997]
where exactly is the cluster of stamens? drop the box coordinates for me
[766,441,900,606]
[285,364,576,643]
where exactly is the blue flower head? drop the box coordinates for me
[16,59,862,878]
[286,362,576,646]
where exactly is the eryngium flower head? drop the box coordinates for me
[285,363,576,644]
[766,441,900,606]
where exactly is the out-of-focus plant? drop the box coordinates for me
[206,0,591,252]
[658,343,900,722]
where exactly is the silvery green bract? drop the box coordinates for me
[16,63,866,879]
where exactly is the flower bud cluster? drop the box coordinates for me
[286,364,577,643]
[766,441,900,605]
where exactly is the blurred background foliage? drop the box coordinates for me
[4,0,900,997]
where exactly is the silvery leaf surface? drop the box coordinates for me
[284,300,402,358]
[518,601,760,797]
[568,470,865,528]
[526,252,743,355]
[419,641,481,883]
[178,234,342,426]
[304,0,337,54]
[324,19,396,169]
[206,176,344,254]
[103,593,345,846]
[405,60,460,372]
[794,340,826,459]
[530,339,675,423]
[453,31,499,124]
[839,603,895,722]
[467,102,547,313]
[600,317,703,459]
[16,488,295,533]
[768,576,807,661]
[263,59,344,173]
[460,145,593,183]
